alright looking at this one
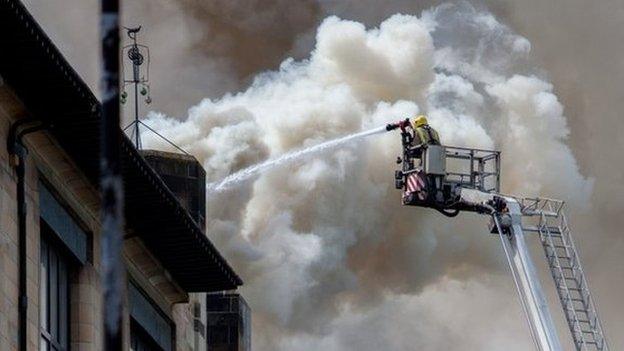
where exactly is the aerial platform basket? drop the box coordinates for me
[396,144,501,213]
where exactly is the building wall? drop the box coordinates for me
[0,80,206,350]
[0,81,42,351]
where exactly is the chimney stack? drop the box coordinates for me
[140,150,206,229]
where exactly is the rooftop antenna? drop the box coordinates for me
[121,26,151,149]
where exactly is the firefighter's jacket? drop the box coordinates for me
[413,125,440,146]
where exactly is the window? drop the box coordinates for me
[130,321,165,351]
[40,236,70,351]
[128,282,174,351]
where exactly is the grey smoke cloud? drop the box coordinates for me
[139,4,598,350]
[22,0,321,117]
[21,0,624,349]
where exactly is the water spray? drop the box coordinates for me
[208,125,389,193]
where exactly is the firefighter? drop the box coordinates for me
[412,114,440,147]
[387,114,445,205]
[409,115,444,204]
[403,114,439,160]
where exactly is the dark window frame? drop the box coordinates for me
[128,281,175,351]
[40,232,71,351]
[38,177,93,264]
[130,319,166,351]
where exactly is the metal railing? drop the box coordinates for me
[443,146,501,193]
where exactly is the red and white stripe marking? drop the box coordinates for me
[405,171,427,200]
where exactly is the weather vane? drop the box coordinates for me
[121,26,151,149]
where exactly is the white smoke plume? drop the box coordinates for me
[141,3,593,349]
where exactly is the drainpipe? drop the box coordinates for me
[7,119,46,351]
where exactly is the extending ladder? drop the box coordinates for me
[520,198,609,351]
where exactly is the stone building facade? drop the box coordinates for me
[0,1,243,350]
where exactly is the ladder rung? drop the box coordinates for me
[566,307,589,315]
[554,278,579,288]
[577,334,598,341]
[547,254,575,261]
[558,288,589,299]
[522,210,559,217]
[569,298,585,303]
[523,225,563,234]
[554,271,578,278]
[546,252,570,258]
[543,233,563,238]
[573,330,594,338]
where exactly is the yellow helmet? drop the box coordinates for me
[413,115,428,128]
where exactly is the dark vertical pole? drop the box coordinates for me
[134,79,140,148]
[100,0,124,350]
[131,34,141,149]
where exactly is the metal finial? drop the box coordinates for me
[124,25,141,40]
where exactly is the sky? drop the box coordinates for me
[21,0,624,349]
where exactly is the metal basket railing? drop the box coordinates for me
[444,146,501,193]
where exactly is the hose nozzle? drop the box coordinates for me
[386,123,399,131]
[386,118,410,131]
